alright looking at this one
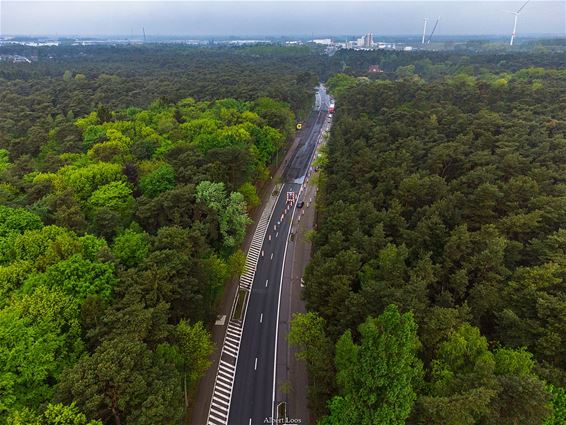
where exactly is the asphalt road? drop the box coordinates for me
[228,86,330,425]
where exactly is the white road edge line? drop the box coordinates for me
[271,106,326,422]
[271,182,299,423]
[224,187,284,423]
[207,186,284,425]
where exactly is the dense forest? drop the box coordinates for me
[2,42,566,424]
[0,45,309,424]
[0,45,320,158]
[291,65,566,424]
[328,48,566,79]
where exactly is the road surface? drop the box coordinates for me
[205,85,331,425]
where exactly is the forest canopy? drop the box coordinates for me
[295,65,566,424]
[0,47,301,421]
[2,42,566,424]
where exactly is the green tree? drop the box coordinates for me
[139,164,176,198]
[87,181,134,237]
[414,325,550,425]
[0,149,11,173]
[289,312,335,418]
[7,402,102,425]
[0,286,83,418]
[23,254,116,301]
[0,206,43,237]
[326,73,358,97]
[196,181,250,250]
[544,384,566,425]
[87,181,134,216]
[237,182,260,209]
[111,227,150,268]
[175,320,214,402]
[62,162,124,200]
[321,305,422,425]
[56,336,183,425]
[227,249,247,277]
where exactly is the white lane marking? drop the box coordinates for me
[265,279,269,287]
[225,335,239,345]
[272,155,318,421]
[222,347,237,356]
[226,325,242,334]
[209,406,227,418]
[209,412,226,423]
[270,253,274,260]
[214,392,230,404]
[224,340,239,351]
[260,313,263,323]
[215,380,232,392]
[215,385,231,398]
[249,419,252,425]
[220,359,235,369]
[218,370,233,380]
[254,357,258,370]
[226,331,241,339]
[211,401,228,411]
[276,232,279,238]
[217,375,232,386]
[215,188,284,424]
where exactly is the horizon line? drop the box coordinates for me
[2,32,564,37]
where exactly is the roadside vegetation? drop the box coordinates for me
[1,42,565,424]
[293,63,566,424]
[0,45,310,424]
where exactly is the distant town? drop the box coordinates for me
[307,33,414,53]
[0,34,407,64]
[1,32,563,64]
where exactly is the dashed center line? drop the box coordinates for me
[260,313,263,323]
[265,279,269,287]
[254,357,258,370]
[270,253,274,260]
[206,184,284,425]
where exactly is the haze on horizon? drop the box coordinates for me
[0,0,564,38]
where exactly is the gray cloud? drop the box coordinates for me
[1,1,564,37]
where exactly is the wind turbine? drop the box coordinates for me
[427,18,440,44]
[508,0,530,46]
[422,18,428,44]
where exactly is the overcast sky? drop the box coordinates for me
[0,1,564,37]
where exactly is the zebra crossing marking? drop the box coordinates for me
[206,185,283,425]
